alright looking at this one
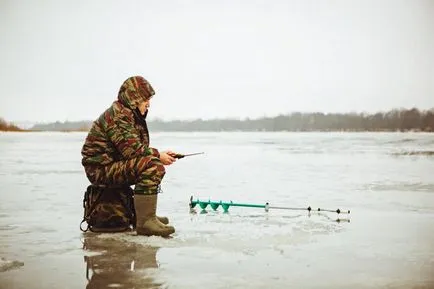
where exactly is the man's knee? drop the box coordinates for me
[149,158,166,179]
[134,157,166,194]
[137,156,165,179]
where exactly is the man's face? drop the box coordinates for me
[138,99,151,115]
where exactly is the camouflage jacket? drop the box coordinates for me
[81,76,159,167]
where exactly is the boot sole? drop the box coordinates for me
[137,227,175,237]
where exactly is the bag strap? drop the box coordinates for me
[80,186,103,232]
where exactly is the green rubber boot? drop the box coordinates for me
[134,194,175,237]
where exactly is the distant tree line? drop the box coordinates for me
[149,108,434,132]
[31,120,91,132]
[3,107,433,132]
[0,118,24,131]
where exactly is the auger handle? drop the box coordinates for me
[316,208,351,214]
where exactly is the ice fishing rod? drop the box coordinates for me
[189,196,350,214]
[174,152,204,159]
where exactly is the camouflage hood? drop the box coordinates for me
[117,76,155,110]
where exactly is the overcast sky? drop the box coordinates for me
[0,0,433,123]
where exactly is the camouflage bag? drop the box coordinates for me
[80,185,136,232]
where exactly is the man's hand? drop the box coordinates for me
[160,150,177,166]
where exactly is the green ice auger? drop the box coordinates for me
[189,196,350,214]
[189,196,265,213]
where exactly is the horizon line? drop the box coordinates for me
[5,106,433,125]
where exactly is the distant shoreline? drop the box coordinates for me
[1,129,433,133]
[2,107,433,133]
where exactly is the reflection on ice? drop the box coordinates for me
[82,233,162,289]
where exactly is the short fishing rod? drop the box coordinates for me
[173,152,204,159]
[189,196,350,215]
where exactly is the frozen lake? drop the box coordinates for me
[0,132,433,289]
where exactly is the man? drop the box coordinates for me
[81,76,176,237]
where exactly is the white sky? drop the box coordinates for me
[0,0,433,122]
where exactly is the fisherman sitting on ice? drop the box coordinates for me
[81,76,177,237]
